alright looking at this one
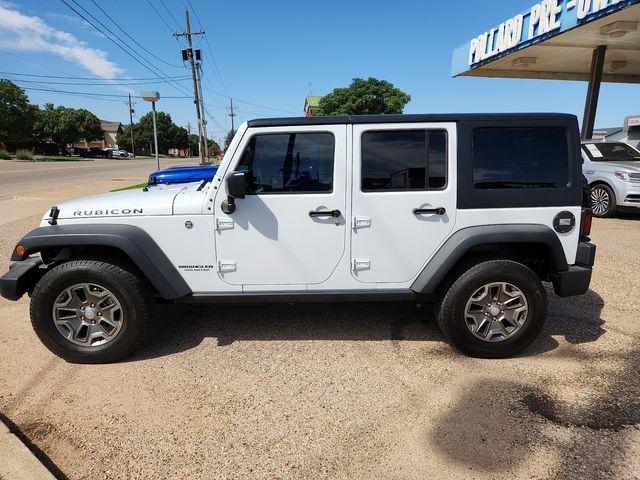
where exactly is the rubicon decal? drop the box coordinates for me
[73,209,144,216]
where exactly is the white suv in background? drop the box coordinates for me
[582,141,640,217]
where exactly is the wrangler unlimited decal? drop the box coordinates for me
[73,209,144,216]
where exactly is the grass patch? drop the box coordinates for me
[110,182,148,192]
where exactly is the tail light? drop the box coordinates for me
[580,208,593,238]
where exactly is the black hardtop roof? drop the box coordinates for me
[247,113,577,128]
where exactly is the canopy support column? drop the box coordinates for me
[581,45,607,140]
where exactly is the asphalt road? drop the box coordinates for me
[0,157,190,199]
[0,173,639,479]
[0,157,193,227]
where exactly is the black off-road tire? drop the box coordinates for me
[30,260,150,364]
[590,184,617,218]
[436,260,547,358]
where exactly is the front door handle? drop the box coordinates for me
[309,209,341,218]
[413,207,446,216]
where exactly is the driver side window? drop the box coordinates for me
[237,132,334,194]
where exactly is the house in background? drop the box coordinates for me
[74,120,123,150]
[304,96,322,117]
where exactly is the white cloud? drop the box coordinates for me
[0,4,122,78]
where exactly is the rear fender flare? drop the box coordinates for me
[410,224,568,294]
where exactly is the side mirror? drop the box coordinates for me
[221,171,246,214]
[226,171,246,199]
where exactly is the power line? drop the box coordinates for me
[89,0,183,68]
[0,49,74,76]
[19,86,125,103]
[18,86,191,99]
[145,0,174,32]
[59,0,194,99]
[0,71,191,81]
[201,86,299,115]
[185,0,231,98]
[159,0,182,29]
[6,77,192,87]
[173,10,206,164]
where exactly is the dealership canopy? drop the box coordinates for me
[452,0,640,138]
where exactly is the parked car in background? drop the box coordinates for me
[581,141,640,217]
[78,147,108,158]
[148,163,219,186]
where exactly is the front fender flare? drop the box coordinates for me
[12,224,191,300]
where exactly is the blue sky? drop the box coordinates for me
[1,0,636,145]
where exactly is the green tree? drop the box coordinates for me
[208,139,221,159]
[136,111,188,154]
[74,108,103,142]
[34,104,102,151]
[318,77,411,115]
[224,129,235,150]
[0,80,38,147]
[116,125,133,152]
[188,134,200,155]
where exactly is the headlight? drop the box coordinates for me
[614,171,630,182]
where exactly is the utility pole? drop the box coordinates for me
[186,121,191,157]
[127,93,136,157]
[228,98,237,132]
[173,10,206,163]
[196,63,209,163]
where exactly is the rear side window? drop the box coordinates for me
[472,127,568,189]
[237,133,334,193]
[361,130,447,191]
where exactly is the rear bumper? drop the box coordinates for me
[552,242,596,297]
[0,257,43,301]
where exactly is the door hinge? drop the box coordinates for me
[217,260,237,273]
[352,258,371,271]
[352,216,371,230]
[216,218,234,231]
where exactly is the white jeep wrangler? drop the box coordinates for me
[0,114,596,363]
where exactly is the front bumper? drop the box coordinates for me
[0,257,43,301]
[614,183,640,209]
[552,242,596,297]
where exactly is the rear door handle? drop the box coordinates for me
[413,207,446,216]
[309,209,341,218]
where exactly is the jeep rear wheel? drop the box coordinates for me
[30,260,149,363]
[591,184,617,218]
[436,260,547,358]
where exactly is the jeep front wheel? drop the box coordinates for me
[436,260,547,358]
[30,260,149,363]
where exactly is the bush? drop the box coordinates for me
[15,149,34,160]
[0,149,11,160]
[34,155,46,161]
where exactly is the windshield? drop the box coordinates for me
[583,142,640,162]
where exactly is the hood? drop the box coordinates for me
[590,160,640,172]
[49,185,186,221]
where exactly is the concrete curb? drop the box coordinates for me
[0,418,57,480]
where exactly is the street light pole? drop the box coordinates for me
[151,100,159,170]
[141,90,161,170]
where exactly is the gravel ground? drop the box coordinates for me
[0,205,639,479]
